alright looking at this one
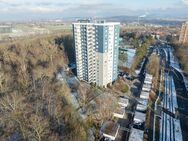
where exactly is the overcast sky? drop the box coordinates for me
[0,0,188,21]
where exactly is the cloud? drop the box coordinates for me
[0,0,106,15]
[0,0,188,21]
[0,1,70,14]
[182,0,188,4]
[0,0,13,2]
[29,6,64,13]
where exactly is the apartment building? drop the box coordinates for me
[179,21,188,44]
[73,20,120,87]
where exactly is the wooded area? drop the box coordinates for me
[0,35,88,141]
[174,44,188,75]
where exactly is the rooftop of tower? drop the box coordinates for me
[73,18,120,25]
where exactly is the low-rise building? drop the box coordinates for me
[113,106,125,119]
[140,91,150,99]
[118,97,129,108]
[101,121,120,141]
[129,128,144,141]
[134,111,146,125]
[137,98,148,113]
[113,97,129,119]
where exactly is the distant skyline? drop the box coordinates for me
[0,0,188,21]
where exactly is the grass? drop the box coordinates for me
[46,25,72,31]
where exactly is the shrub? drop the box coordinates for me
[121,84,129,93]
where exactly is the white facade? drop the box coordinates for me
[73,20,120,87]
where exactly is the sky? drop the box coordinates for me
[0,0,188,21]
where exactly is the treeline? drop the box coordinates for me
[55,35,75,63]
[166,35,188,75]
[131,35,155,71]
[173,44,188,74]
[146,55,160,91]
[0,35,87,141]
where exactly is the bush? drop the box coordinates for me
[121,84,129,93]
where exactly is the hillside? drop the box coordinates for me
[174,44,188,74]
[0,35,88,141]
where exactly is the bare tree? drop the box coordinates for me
[28,115,49,141]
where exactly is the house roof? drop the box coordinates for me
[134,111,146,123]
[129,128,144,141]
[101,121,120,140]
[101,121,119,135]
[118,97,129,107]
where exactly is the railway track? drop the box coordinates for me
[159,47,183,141]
